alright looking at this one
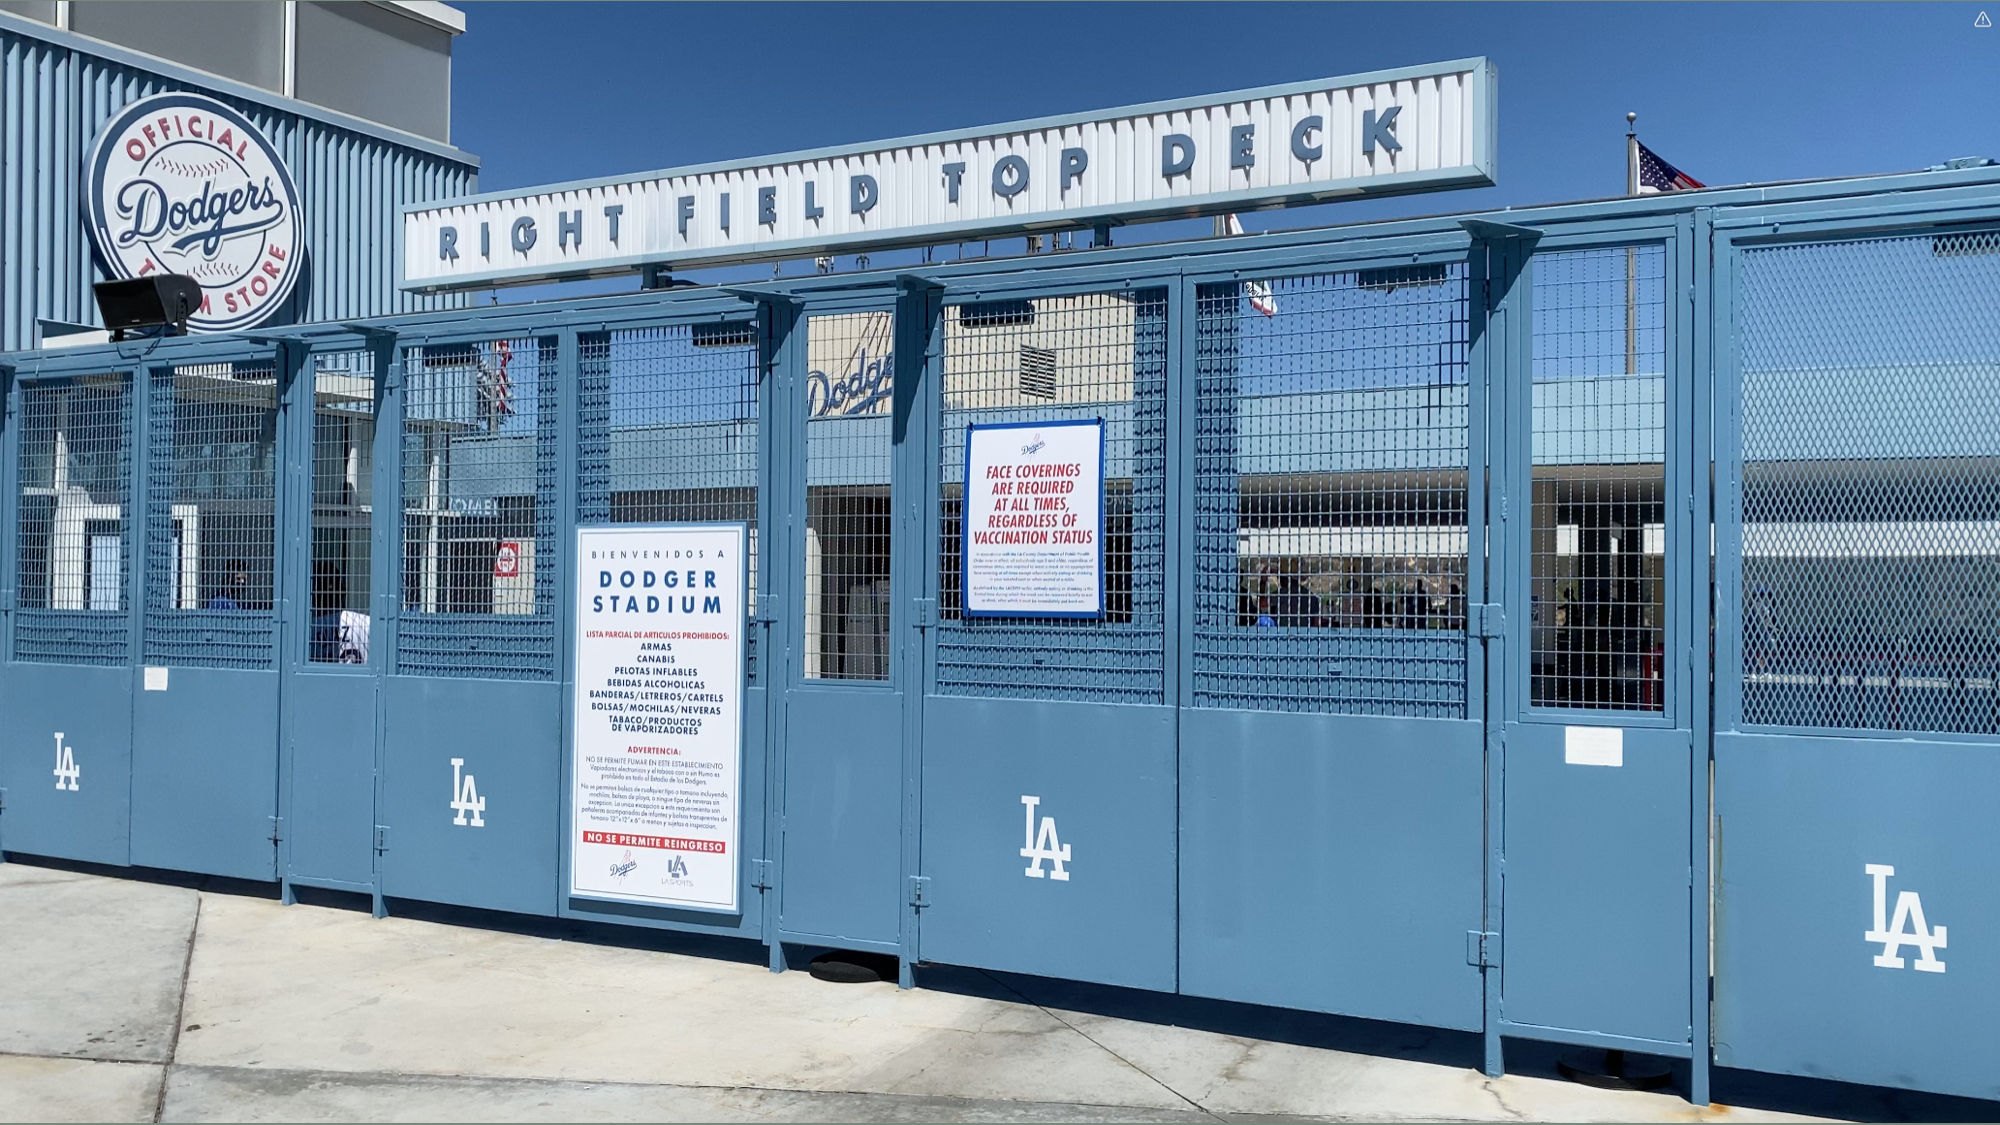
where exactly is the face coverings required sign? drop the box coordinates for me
[962,419,1104,618]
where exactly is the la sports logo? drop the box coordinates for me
[85,93,304,333]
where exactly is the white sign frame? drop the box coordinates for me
[963,418,1105,619]
[402,58,1495,291]
[569,522,748,913]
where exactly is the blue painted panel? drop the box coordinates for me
[380,676,560,917]
[0,662,131,865]
[919,697,1176,993]
[1179,709,1484,1031]
[130,666,278,881]
[778,685,903,945]
[284,672,377,887]
[1713,732,2000,1102]
[1500,722,1691,1043]
[562,684,769,939]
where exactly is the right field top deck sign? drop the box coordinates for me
[963,419,1104,619]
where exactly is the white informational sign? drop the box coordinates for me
[570,523,746,911]
[402,59,1494,290]
[963,420,1104,618]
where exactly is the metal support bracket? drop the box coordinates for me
[1467,929,1501,967]
[1472,603,1507,638]
[751,858,775,894]
[908,875,931,910]
[912,597,937,629]
[755,594,778,625]
[373,825,390,854]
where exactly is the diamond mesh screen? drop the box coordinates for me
[937,289,1167,704]
[1192,267,1471,717]
[144,360,280,670]
[14,374,132,665]
[578,323,761,681]
[399,337,558,680]
[1737,228,2000,734]
[309,350,376,665]
[1529,246,1669,712]
[805,311,894,681]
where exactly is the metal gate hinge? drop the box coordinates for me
[1467,930,1500,968]
[1472,604,1506,638]
[384,360,405,390]
[755,594,778,625]
[374,825,390,854]
[268,816,284,845]
[909,875,931,909]
[0,787,8,812]
[751,858,774,893]
[913,597,937,629]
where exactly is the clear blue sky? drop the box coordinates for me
[447,2,1997,288]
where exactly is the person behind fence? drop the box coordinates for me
[207,568,249,611]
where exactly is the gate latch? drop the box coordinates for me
[1467,930,1500,968]
[1472,604,1506,638]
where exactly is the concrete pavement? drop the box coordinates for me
[0,860,1991,1123]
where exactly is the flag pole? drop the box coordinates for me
[1625,112,1639,376]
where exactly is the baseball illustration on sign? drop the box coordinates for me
[85,92,305,333]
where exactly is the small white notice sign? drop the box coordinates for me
[963,419,1104,618]
[570,524,746,912]
[143,666,168,692]
[1564,725,1624,767]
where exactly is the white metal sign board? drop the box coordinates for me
[963,419,1104,618]
[570,523,746,912]
[402,58,1494,291]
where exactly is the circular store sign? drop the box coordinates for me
[85,92,304,333]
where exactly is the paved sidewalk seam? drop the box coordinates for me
[153,896,201,1124]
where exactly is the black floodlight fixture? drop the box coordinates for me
[94,274,202,341]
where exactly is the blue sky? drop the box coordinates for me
[448,1,1996,289]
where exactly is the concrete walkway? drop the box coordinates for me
[0,861,1988,1123]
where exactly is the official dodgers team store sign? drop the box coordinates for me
[401,58,1495,290]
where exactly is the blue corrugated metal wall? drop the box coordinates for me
[0,19,475,351]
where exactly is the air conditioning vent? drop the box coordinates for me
[1019,345,1057,400]
[693,321,757,348]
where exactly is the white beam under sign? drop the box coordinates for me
[401,58,1496,291]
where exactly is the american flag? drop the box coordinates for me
[1637,141,1704,194]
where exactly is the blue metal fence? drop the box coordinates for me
[2,165,1999,1106]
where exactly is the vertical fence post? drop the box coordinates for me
[0,362,14,859]
[759,296,802,973]
[894,277,941,988]
[1685,207,1714,1108]
[275,338,312,898]
[368,330,403,918]
[553,328,581,916]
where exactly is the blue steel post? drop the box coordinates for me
[367,330,401,919]
[1684,207,1714,1107]
[759,297,801,974]
[553,328,581,918]
[894,278,941,989]
[123,359,152,869]
[276,339,313,903]
[0,360,13,859]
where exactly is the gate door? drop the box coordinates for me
[772,304,909,952]
[0,372,136,867]
[1498,241,1698,1051]
[917,286,1177,991]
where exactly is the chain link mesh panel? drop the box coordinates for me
[1193,267,1470,717]
[14,374,132,664]
[1737,228,2000,735]
[1530,246,1668,712]
[310,350,376,665]
[578,323,760,680]
[399,337,557,680]
[144,360,280,670]
[805,311,894,681]
[937,289,1167,704]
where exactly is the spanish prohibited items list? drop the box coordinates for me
[570,524,746,911]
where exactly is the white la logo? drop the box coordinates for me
[449,758,486,827]
[52,732,79,791]
[1019,795,1070,881]
[1865,864,1945,973]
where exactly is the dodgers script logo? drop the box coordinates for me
[85,93,304,333]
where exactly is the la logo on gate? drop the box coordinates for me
[52,732,79,791]
[450,758,486,827]
[1020,795,1071,881]
[1866,863,1946,973]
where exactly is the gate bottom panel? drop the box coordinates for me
[777,685,904,947]
[0,663,133,866]
[132,666,280,881]
[381,676,560,917]
[919,696,1175,993]
[1715,731,2000,1102]
[1178,709,1484,1032]
[285,672,378,887]
[563,684,769,941]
